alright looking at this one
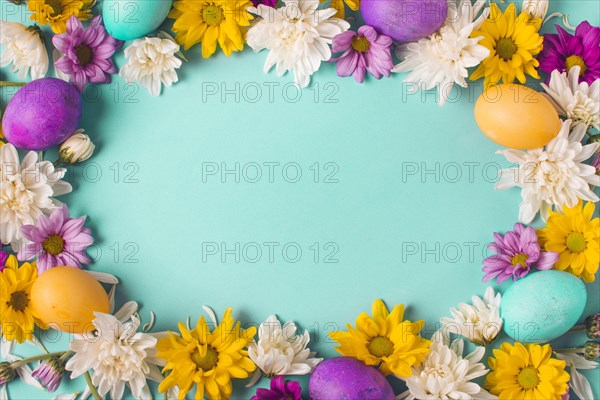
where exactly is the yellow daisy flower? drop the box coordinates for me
[485,342,569,400]
[156,308,256,400]
[0,255,47,343]
[323,0,360,19]
[168,0,253,58]
[470,3,543,88]
[538,201,600,282]
[28,0,95,34]
[329,299,430,377]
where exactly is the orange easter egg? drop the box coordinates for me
[31,266,109,334]
[474,84,561,150]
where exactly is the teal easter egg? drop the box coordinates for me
[501,270,586,343]
[102,0,172,41]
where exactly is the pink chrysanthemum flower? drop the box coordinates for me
[330,25,393,83]
[18,204,93,273]
[52,15,121,92]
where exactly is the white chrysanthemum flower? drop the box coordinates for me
[0,144,71,247]
[246,0,350,88]
[248,315,322,376]
[393,0,490,106]
[440,287,502,346]
[65,313,164,400]
[119,37,182,96]
[541,66,599,131]
[0,22,48,80]
[399,331,494,400]
[521,0,549,20]
[496,119,600,224]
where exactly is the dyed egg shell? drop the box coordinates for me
[501,270,587,343]
[103,0,173,41]
[361,0,448,42]
[474,84,561,150]
[2,78,82,151]
[31,266,110,334]
[309,357,395,400]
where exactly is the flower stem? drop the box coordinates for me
[0,81,26,87]
[84,371,102,400]
[569,324,586,333]
[11,351,66,368]
[555,347,584,354]
[58,350,73,363]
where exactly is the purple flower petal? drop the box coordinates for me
[536,251,559,270]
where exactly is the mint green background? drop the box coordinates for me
[1,1,599,398]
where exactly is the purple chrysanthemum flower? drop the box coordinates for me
[482,223,559,284]
[18,204,93,273]
[32,357,64,393]
[0,250,8,272]
[251,376,302,400]
[251,0,277,7]
[330,25,393,83]
[538,21,600,85]
[52,15,121,93]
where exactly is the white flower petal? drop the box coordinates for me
[113,301,139,323]
[15,362,45,391]
[52,393,80,400]
[85,271,119,285]
[569,363,594,400]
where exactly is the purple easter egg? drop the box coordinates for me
[361,0,448,42]
[309,357,395,400]
[2,78,82,151]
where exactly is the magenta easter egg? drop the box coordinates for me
[2,78,82,151]
[309,357,395,400]
[361,0,448,42]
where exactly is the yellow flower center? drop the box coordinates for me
[367,336,394,358]
[496,37,518,61]
[191,346,218,371]
[566,232,587,253]
[510,253,529,267]
[75,45,93,66]
[565,55,587,75]
[202,4,224,26]
[517,366,540,390]
[351,36,371,53]
[42,234,65,256]
[8,290,29,312]
[45,0,63,16]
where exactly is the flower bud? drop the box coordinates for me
[585,313,600,339]
[32,357,65,392]
[521,0,549,20]
[0,361,16,385]
[58,129,95,164]
[583,341,600,361]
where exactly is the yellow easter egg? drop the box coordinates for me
[31,266,109,334]
[474,84,561,150]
